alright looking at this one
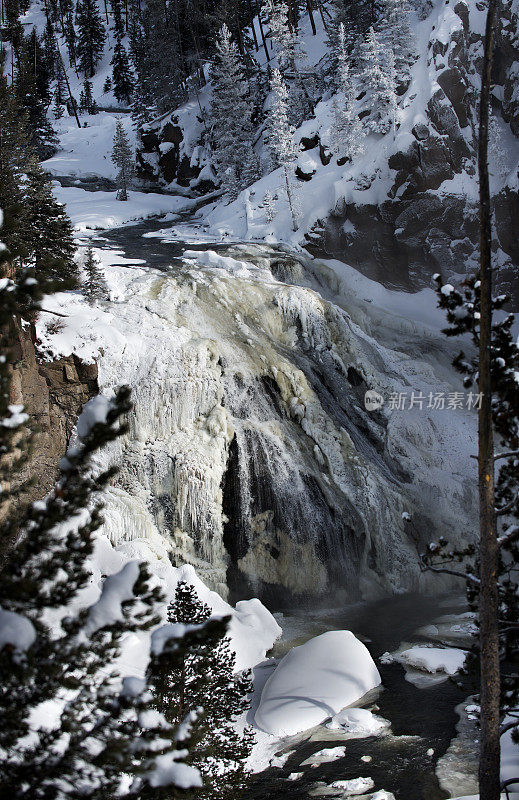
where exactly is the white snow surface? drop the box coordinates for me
[254,631,381,736]
[326,707,389,737]
[0,608,36,652]
[52,185,196,233]
[392,645,466,676]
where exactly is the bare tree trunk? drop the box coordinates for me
[283,165,298,232]
[256,1,270,62]
[477,1,500,798]
[54,32,81,128]
[307,0,316,35]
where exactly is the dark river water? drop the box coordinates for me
[249,593,471,800]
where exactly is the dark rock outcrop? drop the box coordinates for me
[8,315,98,507]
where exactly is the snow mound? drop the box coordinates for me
[393,645,466,676]
[254,631,381,736]
[326,707,389,737]
[301,747,346,766]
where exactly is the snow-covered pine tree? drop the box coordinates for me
[111,117,134,200]
[76,0,106,77]
[385,46,398,137]
[148,581,254,799]
[83,246,109,303]
[210,24,258,201]
[360,26,395,134]
[380,0,414,77]
[330,23,364,162]
[263,188,276,223]
[111,36,133,104]
[103,75,112,93]
[326,0,374,59]
[262,0,313,123]
[79,78,97,112]
[23,159,79,290]
[266,67,299,231]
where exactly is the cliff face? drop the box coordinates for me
[8,315,98,506]
[311,0,519,301]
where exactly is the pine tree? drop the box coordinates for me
[0,371,218,797]
[24,160,79,290]
[5,0,24,53]
[330,23,365,162]
[263,189,276,223]
[262,0,313,123]
[110,0,125,36]
[360,26,396,134]
[380,0,414,77]
[76,0,106,77]
[111,117,134,200]
[111,37,133,104]
[15,30,58,158]
[0,55,33,261]
[326,0,374,60]
[210,25,258,201]
[103,75,113,93]
[79,78,97,112]
[148,581,254,799]
[83,246,109,303]
[266,68,299,231]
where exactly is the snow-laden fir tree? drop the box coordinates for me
[380,0,414,77]
[386,47,398,137]
[330,23,364,162]
[76,0,106,77]
[263,189,276,223]
[79,78,97,112]
[148,581,254,799]
[83,246,109,304]
[23,159,79,290]
[266,68,299,231]
[210,24,259,201]
[0,361,224,798]
[111,117,134,200]
[111,36,133,104]
[326,0,374,62]
[360,26,396,134]
[262,0,313,123]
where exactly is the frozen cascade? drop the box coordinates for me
[51,244,478,602]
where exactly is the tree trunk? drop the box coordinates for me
[256,1,270,63]
[477,1,500,799]
[307,0,316,35]
[283,165,298,232]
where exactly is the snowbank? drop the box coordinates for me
[52,185,197,233]
[254,631,381,736]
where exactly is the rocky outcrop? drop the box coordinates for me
[7,315,98,511]
[136,110,217,192]
[306,0,519,300]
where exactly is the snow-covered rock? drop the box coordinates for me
[254,631,381,736]
[385,645,466,676]
[326,707,389,737]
